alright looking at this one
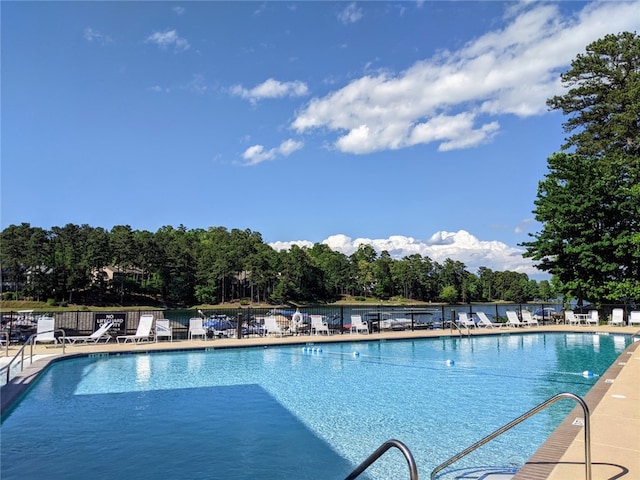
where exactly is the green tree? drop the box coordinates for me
[307,243,350,301]
[373,250,394,300]
[524,32,640,304]
[349,244,377,297]
[49,224,93,303]
[439,285,458,304]
[156,225,197,305]
[546,32,640,157]
[537,279,554,301]
[436,259,467,298]
[0,223,50,300]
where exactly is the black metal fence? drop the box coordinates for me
[1,302,635,344]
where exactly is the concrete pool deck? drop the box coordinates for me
[2,324,639,479]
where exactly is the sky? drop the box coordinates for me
[2,1,639,280]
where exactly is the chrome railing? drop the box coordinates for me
[345,439,419,480]
[430,392,591,480]
[1,329,66,384]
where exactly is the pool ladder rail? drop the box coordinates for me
[345,439,418,480]
[0,329,67,384]
[346,392,592,480]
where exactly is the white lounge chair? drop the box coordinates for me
[521,310,538,327]
[188,318,208,340]
[564,310,581,326]
[609,308,625,326]
[350,315,369,334]
[155,319,173,342]
[263,316,285,337]
[458,312,475,328]
[34,317,58,344]
[628,311,640,327]
[505,311,525,328]
[310,315,330,335]
[586,310,599,326]
[63,321,113,344]
[476,311,500,328]
[117,314,154,343]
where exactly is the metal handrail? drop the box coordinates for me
[449,321,466,337]
[0,329,66,384]
[344,439,419,480]
[430,392,591,480]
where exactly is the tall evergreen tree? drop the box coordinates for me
[524,32,640,304]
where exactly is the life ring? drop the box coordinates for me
[292,310,303,324]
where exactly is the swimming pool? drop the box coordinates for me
[0,332,631,480]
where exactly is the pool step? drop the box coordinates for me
[445,465,518,480]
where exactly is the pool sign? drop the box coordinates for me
[94,313,126,334]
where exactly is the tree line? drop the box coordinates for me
[0,223,551,306]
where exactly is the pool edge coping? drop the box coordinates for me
[513,338,640,480]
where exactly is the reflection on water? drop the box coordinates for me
[135,355,151,384]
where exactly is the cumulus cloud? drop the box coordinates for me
[270,230,542,276]
[292,1,639,154]
[230,78,309,104]
[241,139,304,166]
[338,3,363,25]
[146,29,190,52]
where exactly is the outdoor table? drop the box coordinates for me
[574,313,590,325]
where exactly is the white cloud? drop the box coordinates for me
[83,27,112,45]
[148,85,171,94]
[292,1,640,154]
[270,230,543,277]
[184,74,208,95]
[146,29,190,52]
[338,3,363,25]
[514,218,534,234]
[172,6,185,15]
[241,139,304,166]
[230,78,309,104]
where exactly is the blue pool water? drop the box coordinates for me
[0,332,631,480]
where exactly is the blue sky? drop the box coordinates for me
[2,1,639,279]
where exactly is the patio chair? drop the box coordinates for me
[310,315,330,335]
[564,310,580,326]
[350,315,369,334]
[609,308,625,326]
[188,318,208,340]
[505,311,525,328]
[117,314,154,343]
[458,312,476,328]
[63,321,113,344]
[476,311,500,328]
[521,310,538,327]
[628,311,640,327]
[34,317,58,344]
[586,310,599,326]
[155,319,173,342]
[263,316,285,337]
